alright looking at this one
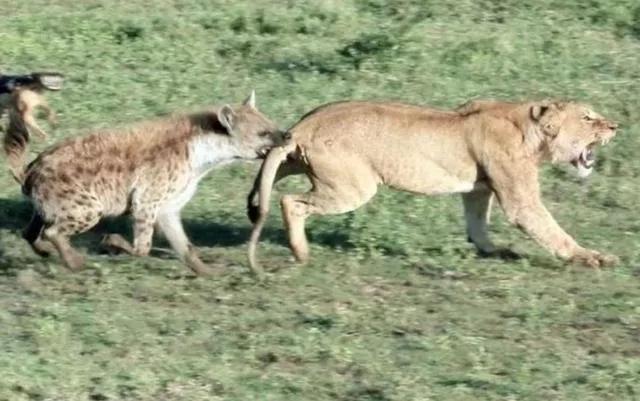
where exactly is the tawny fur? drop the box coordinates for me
[1,89,56,183]
[7,91,285,274]
[247,99,618,275]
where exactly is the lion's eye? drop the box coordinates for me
[582,115,594,122]
[258,130,270,137]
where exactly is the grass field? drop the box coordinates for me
[1,0,640,400]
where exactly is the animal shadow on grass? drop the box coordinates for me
[0,197,351,266]
[1,198,545,274]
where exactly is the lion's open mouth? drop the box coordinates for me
[570,137,612,178]
[571,147,596,170]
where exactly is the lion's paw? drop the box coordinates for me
[570,249,619,268]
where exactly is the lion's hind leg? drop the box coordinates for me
[281,170,378,264]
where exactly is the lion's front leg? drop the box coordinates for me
[462,189,496,252]
[490,163,617,268]
[462,189,520,260]
[505,201,617,268]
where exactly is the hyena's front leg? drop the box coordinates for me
[155,210,219,276]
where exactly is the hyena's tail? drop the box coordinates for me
[2,89,50,184]
[247,141,297,277]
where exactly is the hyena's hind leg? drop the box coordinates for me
[22,212,56,257]
[41,209,103,271]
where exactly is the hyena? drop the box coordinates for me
[4,91,286,275]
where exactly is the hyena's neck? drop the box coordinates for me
[187,133,238,175]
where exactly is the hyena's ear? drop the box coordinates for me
[243,90,256,109]
[218,105,236,134]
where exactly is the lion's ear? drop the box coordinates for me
[530,103,550,121]
[530,102,561,137]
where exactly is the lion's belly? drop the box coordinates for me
[378,158,481,195]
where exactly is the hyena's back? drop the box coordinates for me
[23,117,193,221]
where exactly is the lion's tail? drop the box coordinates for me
[247,142,297,277]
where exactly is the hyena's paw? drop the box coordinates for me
[63,251,86,272]
[100,234,134,255]
[185,247,224,277]
[30,239,56,258]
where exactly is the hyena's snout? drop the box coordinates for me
[256,130,290,158]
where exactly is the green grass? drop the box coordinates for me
[1,0,640,400]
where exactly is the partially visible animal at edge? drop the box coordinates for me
[3,90,287,275]
[247,99,619,276]
[1,72,64,183]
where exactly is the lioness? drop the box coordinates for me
[247,99,618,275]
[5,91,287,275]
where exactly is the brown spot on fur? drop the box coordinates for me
[165,138,178,148]
[58,172,71,184]
[109,147,121,158]
[75,165,85,175]
[74,199,89,208]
